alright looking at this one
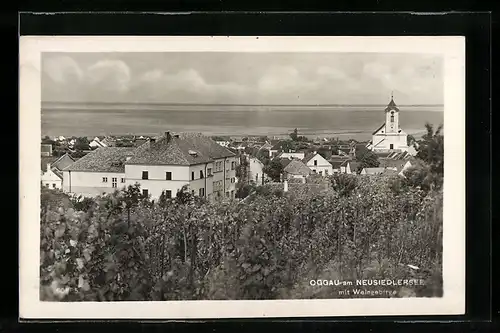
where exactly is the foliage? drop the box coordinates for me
[41,172,443,301]
[356,147,380,172]
[329,173,358,197]
[290,128,299,141]
[74,137,90,151]
[414,123,444,176]
[263,158,284,182]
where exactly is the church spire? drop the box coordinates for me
[385,91,399,112]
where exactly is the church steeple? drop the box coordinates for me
[385,92,399,113]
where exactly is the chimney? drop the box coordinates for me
[46,163,51,172]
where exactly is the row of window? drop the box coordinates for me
[311,169,329,176]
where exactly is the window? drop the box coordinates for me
[200,170,204,179]
[112,177,117,182]
[142,189,149,197]
[112,177,117,188]
[191,171,195,180]
[166,172,172,180]
[390,144,394,150]
[142,171,148,180]
[314,160,318,166]
[165,190,172,198]
[207,168,212,176]
[52,183,56,188]
[199,188,205,197]
[121,178,125,183]
[102,177,108,183]
[391,115,394,122]
[231,161,236,170]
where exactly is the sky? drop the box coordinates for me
[41,52,443,105]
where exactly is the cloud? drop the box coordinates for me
[42,55,84,84]
[85,60,131,93]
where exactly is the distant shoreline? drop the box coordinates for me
[42,101,445,108]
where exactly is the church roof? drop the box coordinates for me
[385,97,399,112]
[372,123,386,135]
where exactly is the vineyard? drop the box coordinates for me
[40,173,443,301]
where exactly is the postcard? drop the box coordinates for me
[19,35,465,319]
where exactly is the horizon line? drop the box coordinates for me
[42,101,445,107]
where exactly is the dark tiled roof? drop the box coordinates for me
[52,153,75,171]
[284,159,312,176]
[64,147,136,172]
[385,98,400,112]
[126,132,235,166]
[374,151,393,158]
[41,156,58,172]
[302,152,317,163]
[279,158,292,168]
[372,123,386,135]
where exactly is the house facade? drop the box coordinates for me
[62,132,238,200]
[248,156,266,185]
[369,96,409,153]
[41,154,75,189]
[303,152,333,176]
[277,152,305,160]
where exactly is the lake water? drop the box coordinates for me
[41,105,444,140]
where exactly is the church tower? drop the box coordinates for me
[385,92,400,133]
[369,92,409,153]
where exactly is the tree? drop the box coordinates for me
[407,134,417,148]
[256,149,271,166]
[263,158,284,182]
[357,150,380,172]
[259,136,268,143]
[74,137,90,151]
[290,128,298,141]
[415,123,444,176]
[236,156,249,183]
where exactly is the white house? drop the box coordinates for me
[62,132,238,201]
[62,147,135,197]
[248,156,266,185]
[302,152,333,176]
[369,95,409,153]
[41,154,75,189]
[125,132,237,200]
[89,138,107,149]
[276,152,306,160]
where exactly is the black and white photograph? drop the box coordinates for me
[20,36,465,319]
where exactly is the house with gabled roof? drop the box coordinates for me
[340,160,360,174]
[283,159,312,181]
[125,132,237,200]
[302,151,333,177]
[41,153,75,189]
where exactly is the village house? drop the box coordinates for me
[340,160,361,174]
[368,95,409,153]
[62,147,135,197]
[276,152,306,160]
[41,153,75,189]
[62,132,238,200]
[302,151,333,177]
[247,156,266,185]
[283,159,311,182]
[360,167,386,175]
[89,137,107,149]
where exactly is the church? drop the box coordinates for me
[368,95,409,153]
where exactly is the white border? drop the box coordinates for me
[19,36,465,319]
